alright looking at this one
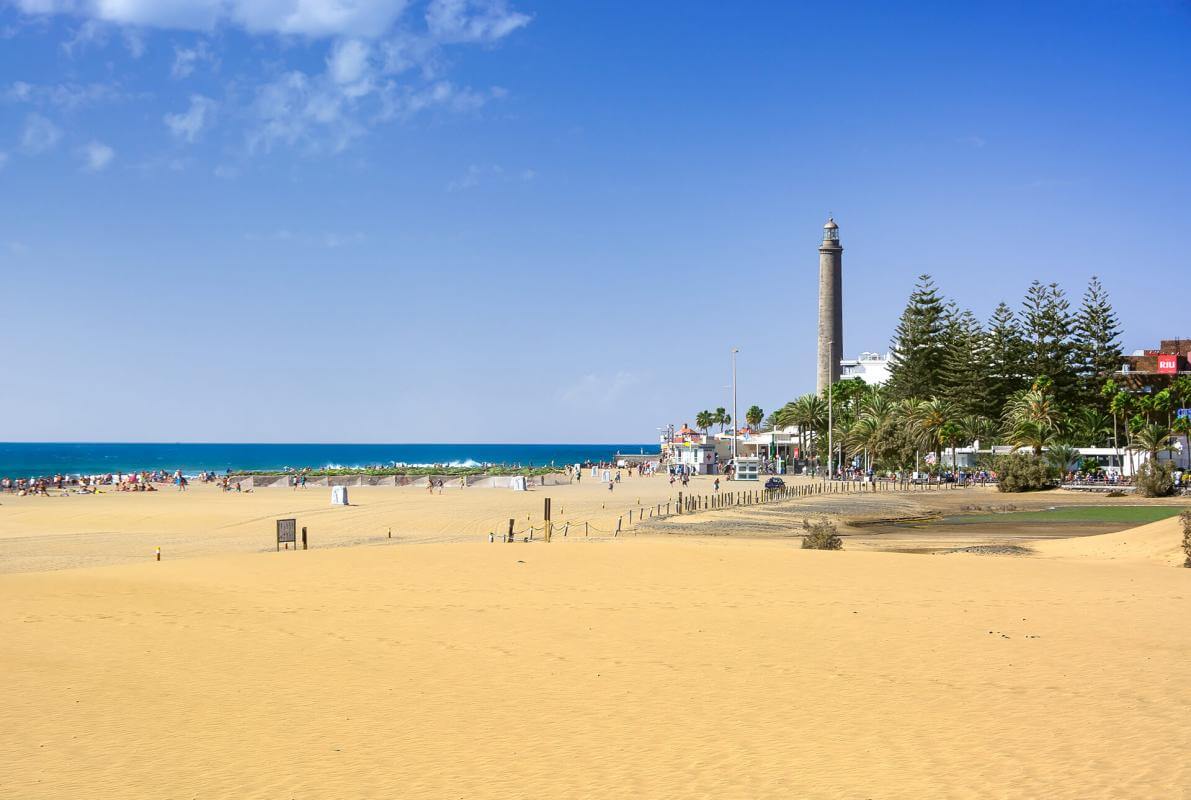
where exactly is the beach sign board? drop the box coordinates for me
[276,518,297,551]
[1178,408,1191,420]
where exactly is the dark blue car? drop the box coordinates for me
[764,477,785,490]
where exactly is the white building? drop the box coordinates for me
[840,351,891,385]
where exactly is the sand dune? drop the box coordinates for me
[0,474,703,573]
[2,535,1191,799]
[3,482,1189,797]
[1030,514,1188,566]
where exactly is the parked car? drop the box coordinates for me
[764,477,785,490]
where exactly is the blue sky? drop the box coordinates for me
[1,0,1188,443]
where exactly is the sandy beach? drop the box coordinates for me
[1,478,1189,798]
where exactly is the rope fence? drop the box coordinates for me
[480,477,977,543]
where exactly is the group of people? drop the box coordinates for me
[0,468,246,496]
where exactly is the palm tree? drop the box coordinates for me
[850,393,896,471]
[1003,389,1062,431]
[905,398,959,465]
[1129,422,1174,461]
[694,410,713,437]
[781,394,826,471]
[1071,407,1112,448]
[1109,389,1133,474]
[958,414,996,450]
[1172,415,1191,468]
[714,407,728,433]
[745,405,763,430]
[1045,444,1081,475]
[1007,418,1060,457]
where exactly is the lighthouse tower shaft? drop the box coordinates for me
[816,219,843,396]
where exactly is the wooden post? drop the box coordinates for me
[544,498,552,543]
[677,491,683,514]
[507,518,515,543]
[302,527,307,550]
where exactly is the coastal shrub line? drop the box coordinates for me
[234,466,563,478]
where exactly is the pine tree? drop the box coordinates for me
[940,307,987,416]
[1072,275,1123,404]
[1019,281,1077,407]
[984,302,1028,419]
[886,275,948,402]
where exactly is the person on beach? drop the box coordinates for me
[608,480,614,492]
[713,478,720,492]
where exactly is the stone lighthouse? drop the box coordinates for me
[816,217,843,395]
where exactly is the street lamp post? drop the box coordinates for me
[731,348,739,464]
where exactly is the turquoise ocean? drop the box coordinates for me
[0,443,656,478]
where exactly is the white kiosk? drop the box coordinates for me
[734,457,760,481]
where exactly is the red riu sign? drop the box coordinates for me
[1157,354,1178,374]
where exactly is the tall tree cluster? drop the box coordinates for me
[885,274,1122,416]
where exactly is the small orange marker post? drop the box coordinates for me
[155,547,161,562]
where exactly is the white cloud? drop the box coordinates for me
[21,113,62,153]
[122,27,145,56]
[379,32,439,76]
[446,163,485,191]
[14,0,414,38]
[250,70,362,153]
[163,93,216,142]
[171,39,215,78]
[5,80,125,110]
[10,1,528,158]
[425,0,529,43]
[327,38,374,97]
[213,163,238,178]
[78,139,115,171]
[60,17,106,55]
[381,79,501,120]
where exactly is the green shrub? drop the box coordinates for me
[1181,510,1191,568]
[801,519,842,550]
[995,453,1059,493]
[1135,461,1175,498]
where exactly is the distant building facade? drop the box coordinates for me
[840,351,891,386]
[1118,339,1191,375]
[1116,338,1191,390]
